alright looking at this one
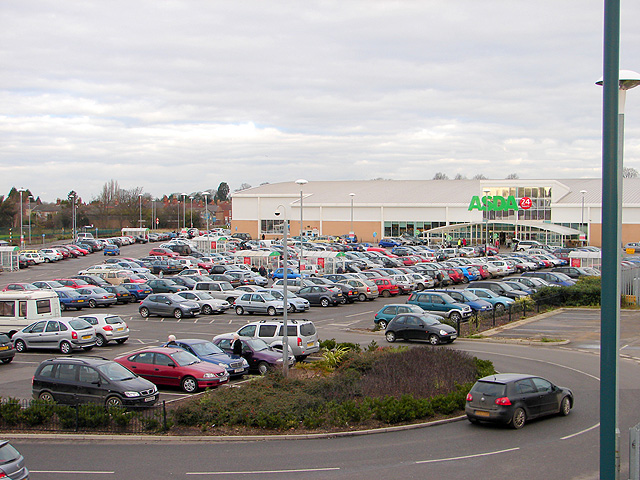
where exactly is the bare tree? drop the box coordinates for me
[235,183,252,192]
[505,173,520,179]
[433,172,449,180]
[473,174,487,180]
[623,167,639,178]
[453,173,467,180]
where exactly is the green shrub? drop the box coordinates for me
[20,400,55,426]
[319,338,337,350]
[0,398,22,426]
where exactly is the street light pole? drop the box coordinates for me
[181,193,187,230]
[139,194,143,228]
[580,190,587,243]
[18,188,25,249]
[177,200,180,231]
[349,192,355,234]
[275,204,289,377]
[201,192,209,233]
[28,195,33,244]
[295,179,308,273]
[483,188,490,256]
[189,196,194,227]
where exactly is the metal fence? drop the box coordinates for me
[622,264,640,305]
[0,398,170,434]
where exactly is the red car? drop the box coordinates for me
[52,246,72,258]
[444,268,465,284]
[114,347,228,393]
[469,264,491,279]
[149,247,179,258]
[2,283,38,292]
[372,277,400,297]
[53,278,91,289]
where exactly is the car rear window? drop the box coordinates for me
[471,381,506,397]
[300,323,316,336]
[105,316,124,325]
[69,319,92,331]
[0,442,20,463]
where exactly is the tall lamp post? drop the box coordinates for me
[189,196,194,227]
[580,190,587,244]
[483,188,490,256]
[18,188,25,248]
[28,195,33,244]
[349,192,356,234]
[295,179,308,273]
[275,204,289,377]
[67,191,77,243]
[177,200,180,231]
[181,193,187,230]
[138,194,143,228]
[596,67,640,478]
[201,192,209,233]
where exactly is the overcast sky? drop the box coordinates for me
[1,1,639,202]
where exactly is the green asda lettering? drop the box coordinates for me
[468,195,519,212]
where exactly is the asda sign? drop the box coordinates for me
[468,195,532,212]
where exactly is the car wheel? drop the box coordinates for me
[511,407,526,429]
[462,277,469,284]
[140,307,150,318]
[181,376,199,393]
[59,341,72,354]
[377,320,388,330]
[267,306,277,316]
[173,309,183,319]
[417,283,425,291]
[428,334,440,345]
[449,311,462,323]
[38,391,54,402]
[385,331,396,343]
[320,298,330,307]
[14,339,26,352]
[105,395,124,408]
[61,303,67,311]
[115,338,127,344]
[1,357,13,364]
[495,303,505,312]
[340,296,347,305]
[358,293,367,302]
[88,299,97,308]
[257,361,269,376]
[235,306,244,315]
[288,304,295,313]
[202,305,212,315]
[559,396,571,416]
[382,290,391,297]
[95,334,106,347]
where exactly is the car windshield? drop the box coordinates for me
[191,341,225,356]
[439,293,456,303]
[96,362,135,381]
[477,289,498,298]
[219,282,233,290]
[64,289,82,298]
[418,315,441,326]
[195,292,214,300]
[460,291,480,301]
[43,281,65,288]
[246,338,270,352]
[170,350,200,366]
[168,294,188,302]
[554,272,572,281]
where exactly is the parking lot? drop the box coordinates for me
[0,241,393,402]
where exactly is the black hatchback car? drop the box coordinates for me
[0,333,16,364]
[465,373,573,429]
[33,356,158,407]
[384,313,457,345]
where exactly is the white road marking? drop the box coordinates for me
[415,447,520,464]
[562,422,599,440]
[31,470,114,475]
[186,467,340,475]
[345,311,373,317]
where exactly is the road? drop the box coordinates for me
[2,242,640,479]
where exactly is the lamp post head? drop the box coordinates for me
[349,192,356,198]
[295,179,308,186]
[596,70,640,90]
[580,190,587,195]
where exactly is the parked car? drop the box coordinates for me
[337,278,379,301]
[77,313,129,347]
[103,285,135,304]
[2,283,39,292]
[53,278,91,289]
[120,282,153,300]
[176,291,231,314]
[35,356,154,405]
[212,334,294,375]
[13,317,96,354]
[465,373,573,429]
[551,266,598,279]
[139,294,200,319]
[103,244,120,256]
[147,278,188,294]
[191,281,244,304]
[54,287,90,311]
[297,285,342,307]
[434,289,493,313]
[258,288,310,313]
[407,291,473,323]
[522,271,576,287]
[469,280,529,300]
[235,318,320,360]
[148,247,179,258]
[75,286,118,308]
[0,333,16,364]
[114,347,228,393]
[39,248,63,262]
[164,338,249,378]
[233,292,285,316]
[509,276,558,292]
[384,312,457,345]
[373,303,429,330]
[372,277,400,297]
[465,287,515,312]
[71,275,110,288]
[31,280,65,290]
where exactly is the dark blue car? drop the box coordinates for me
[164,338,249,378]
[54,288,90,311]
[120,282,153,300]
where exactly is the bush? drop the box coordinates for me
[0,398,22,426]
[20,400,55,426]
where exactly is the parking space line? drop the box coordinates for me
[186,467,340,476]
[31,470,114,475]
[345,311,374,318]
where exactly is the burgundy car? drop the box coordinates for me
[114,347,228,393]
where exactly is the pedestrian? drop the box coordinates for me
[261,233,265,240]
[167,334,177,346]
[232,334,243,356]
[462,238,467,247]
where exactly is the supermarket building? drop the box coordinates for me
[230,178,640,247]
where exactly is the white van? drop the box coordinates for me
[0,290,63,336]
[76,232,95,241]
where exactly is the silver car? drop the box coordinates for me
[13,317,96,354]
[176,291,231,314]
[258,288,311,313]
[77,314,129,347]
[234,292,285,316]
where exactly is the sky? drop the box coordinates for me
[1,1,640,202]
